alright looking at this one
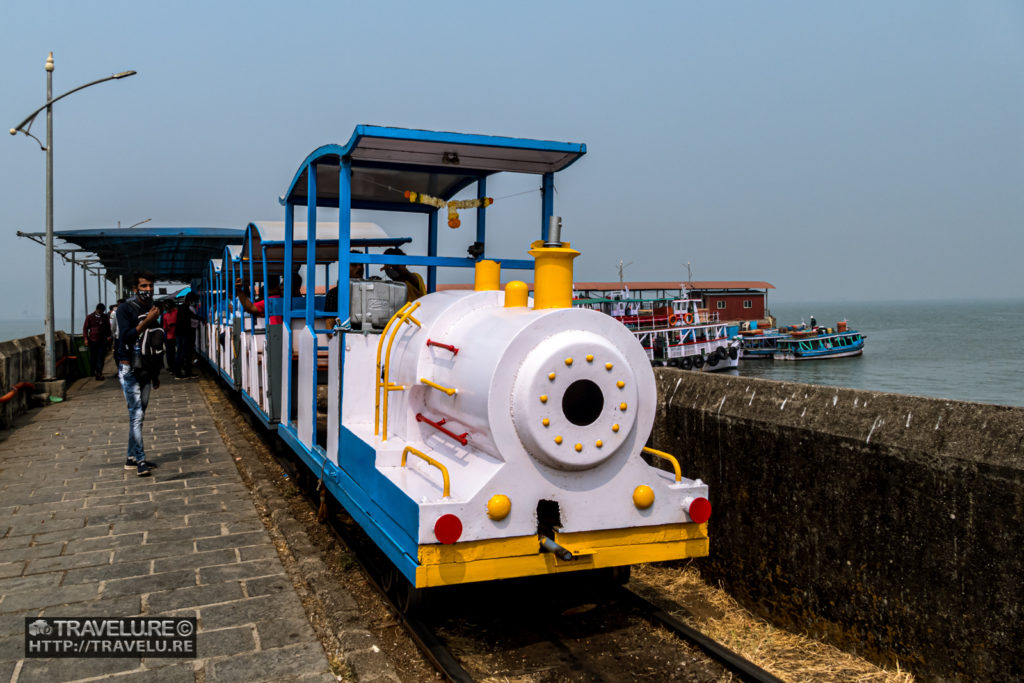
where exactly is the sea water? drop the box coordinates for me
[3,300,1023,407]
[738,299,1024,408]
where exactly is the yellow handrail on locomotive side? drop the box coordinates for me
[642,447,682,482]
[401,446,451,498]
[419,378,457,396]
[378,302,422,440]
[375,302,411,435]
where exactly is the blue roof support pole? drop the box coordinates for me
[205,265,210,325]
[541,172,554,242]
[427,210,438,293]
[284,202,295,427]
[476,177,487,258]
[305,163,320,449]
[306,164,318,326]
[218,264,224,324]
[246,229,255,334]
[337,160,352,327]
[260,240,269,314]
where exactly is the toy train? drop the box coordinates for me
[196,126,710,605]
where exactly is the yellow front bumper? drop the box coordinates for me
[415,522,709,587]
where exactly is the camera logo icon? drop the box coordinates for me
[28,620,52,636]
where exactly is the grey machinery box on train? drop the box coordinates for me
[349,279,406,330]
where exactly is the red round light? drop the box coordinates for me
[688,497,712,524]
[434,514,463,544]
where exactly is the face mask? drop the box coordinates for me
[137,290,153,306]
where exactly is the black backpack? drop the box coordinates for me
[128,299,165,380]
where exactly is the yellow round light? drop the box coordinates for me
[612,423,620,433]
[586,354,594,362]
[595,440,603,448]
[616,380,625,389]
[619,402,628,411]
[605,362,613,370]
[542,418,550,427]
[548,372,556,380]
[565,357,573,366]
[554,435,563,444]
[633,485,655,509]
[574,443,583,452]
[487,494,511,521]
[540,395,548,403]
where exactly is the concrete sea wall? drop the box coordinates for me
[0,332,76,428]
[650,368,1024,682]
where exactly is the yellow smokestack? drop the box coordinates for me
[528,240,579,309]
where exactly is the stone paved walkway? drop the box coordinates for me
[0,365,336,682]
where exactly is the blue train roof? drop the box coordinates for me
[56,227,243,281]
[282,125,587,212]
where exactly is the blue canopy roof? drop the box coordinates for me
[282,125,587,212]
[56,227,244,282]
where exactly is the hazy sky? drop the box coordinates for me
[2,1,1022,322]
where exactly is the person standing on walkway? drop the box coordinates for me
[82,303,112,380]
[109,299,124,349]
[174,293,201,378]
[115,272,161,477]
[161,300,178,375]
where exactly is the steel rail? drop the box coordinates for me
[619,587,785,683]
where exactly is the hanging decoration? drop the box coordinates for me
[404,191,494,228]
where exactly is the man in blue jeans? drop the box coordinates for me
[114,272,162,476]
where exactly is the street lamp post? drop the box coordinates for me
[9,53,136,380]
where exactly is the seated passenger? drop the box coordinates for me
[325,252,365,313]
[382,247,426,302]
[236,275,284,324]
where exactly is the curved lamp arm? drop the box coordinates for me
[9,70,136,143]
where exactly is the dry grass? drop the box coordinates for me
[632,564,915,683]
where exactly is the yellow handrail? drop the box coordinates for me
[375,303,411,435]
[401,446,451,498]
[380,302,422,441]
[419,378,457,396]
[642,447,682,482]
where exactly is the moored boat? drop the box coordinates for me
[574,287,740,371]
[738,319,866,361]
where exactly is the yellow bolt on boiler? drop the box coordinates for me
[487,494,511,521]
[633,485,655,509]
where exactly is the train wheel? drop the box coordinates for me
[583,566,631,586]
[610,565,631,584]
[379,566,397,595]
[392,577,424,614]
[681,358,693,371]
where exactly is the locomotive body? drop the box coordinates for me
[199,125,711,595]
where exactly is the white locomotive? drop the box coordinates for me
[201,126,710,599]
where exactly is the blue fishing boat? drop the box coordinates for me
[739,320,866,361]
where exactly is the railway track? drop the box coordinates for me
[619,587,784,683]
